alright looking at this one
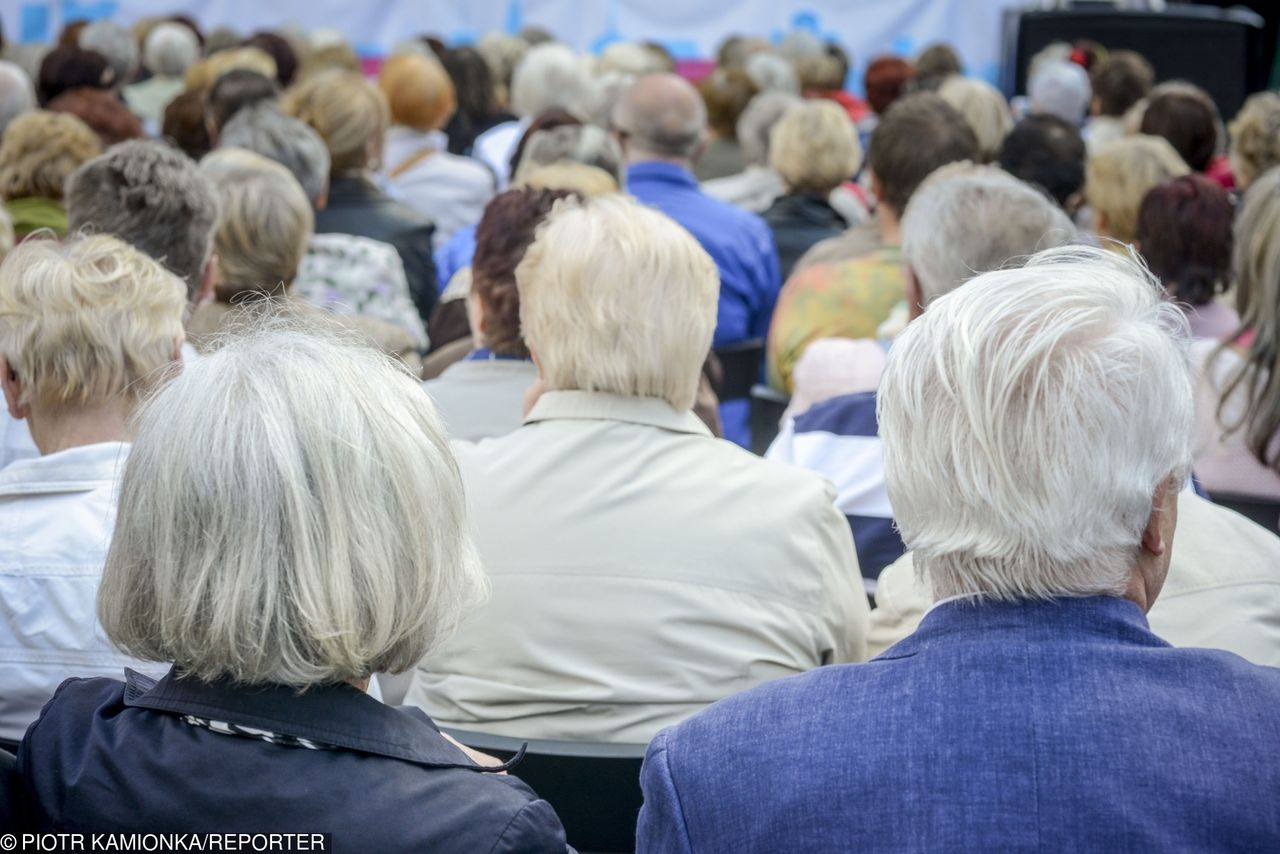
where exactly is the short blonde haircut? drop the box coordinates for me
[769,100,861,194]
[98,317,488,685]
[282,69,388,176]
[1086,134,1189,244]
[0,110,101,201]
[938,76,1013,163]
[184,47,277,92]
[1229,91,1280,191]
[379,53,456,131]
[0,234,185,413]
[517,194,717,411]
[199,148,314,301]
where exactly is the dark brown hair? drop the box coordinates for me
[1136,174,1233,306]
[1140,91,1217,173]
[37,46,112,105]
[48,87,145,146]
[162,88,212,160]
[243,32,298,87]
[868,92,979,215]
[1090,50,1153,117]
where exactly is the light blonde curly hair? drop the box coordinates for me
[0,110,101,201]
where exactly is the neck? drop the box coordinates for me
[877,205,901,245]
[27,402,134,456]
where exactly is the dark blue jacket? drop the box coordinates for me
[637,596,1280,852]
[15,669,570,852]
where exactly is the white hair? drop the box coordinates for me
[1029,60,1091,125]
[598,42,666,76]
[902,164,1077,305]
[513,124,624,186]
[517,194,718,411]
[510,43,591,118]
[79,20,138,86]
[98,316,489,685]
[745,52,800,95]
[736,91,801,166]
[579,70,636,128]
[0,61,35,138]
[143,22,199,78]
[878,245,1193,602]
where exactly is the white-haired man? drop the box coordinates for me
[768,165,1076,588]
[637,246,1280,851]
[405,194,868,744]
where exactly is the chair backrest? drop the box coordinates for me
[749,383,791,455]
[1207,491,1280,536]
[442,727,647,854]
[712,338,765,402]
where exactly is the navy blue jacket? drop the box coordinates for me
[15,669,570,852]
[638,596,1280,852]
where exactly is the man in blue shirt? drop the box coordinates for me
[613,74,781,446]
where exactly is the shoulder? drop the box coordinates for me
[792,391,879,438]
[21,676,127,751]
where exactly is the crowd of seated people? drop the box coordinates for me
[0,15,1279,850]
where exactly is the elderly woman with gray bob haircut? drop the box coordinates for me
[17,320,571,848]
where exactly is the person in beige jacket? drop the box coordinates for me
[404,194,869,744]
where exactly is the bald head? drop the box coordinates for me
[612,72,707,164]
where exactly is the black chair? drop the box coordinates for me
[442,728,646,854]
[1,746,22,830]
[749,384,791,455]
[1207,491,1280,536]
[712,338,765,402]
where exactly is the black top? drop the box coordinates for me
[762,192,850,281]
[315,175,439,323]
[14,669,570,852]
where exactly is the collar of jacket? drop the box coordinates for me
[122,667,524,772]
[0,441,128,496]
[768,192,848,227]
[625,160,699,189]
[524,389,712,436]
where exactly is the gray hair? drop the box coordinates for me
[66,140,220,301]
[0,61,35,138]
[79,20,138,87]
[510,43,591,118]
[1028,60,1091,125]
[737,91,801,166]
[775,30,825,64]
[97,316,489,685]
[220,103,331,204]
[579,70,637,128]
[514,124,624,186]
[879,245,1193,602]
[745,52,800,95]
[613,73,707,160]
[143,22,199,78]
[902,164,1077,306]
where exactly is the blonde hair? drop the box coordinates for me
[296,42,361,84]
[0,110,101,201]
[98,317,489,685]
[282,69,388,176]
[184,47,277,91]
[769,100,861,194]
[1229,91,1280,191]
[199,148,313,301]
[1086,135,1189,244]
[518,161,618,196]
[379,53,456,131]
[938,76,1013,163]
[517,194,717,411]
[0,234,185,413]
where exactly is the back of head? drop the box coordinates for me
[736,90,801,167]
[0,109,101,201]
[902,164,1077,306]
[517,194,718,411]
[1229,91,1280,190]
[143,22,199,79]
[998,114,1085,209]
[1086,134,1189,244]
[598,42,667,77]
[514,124,623,186]
[37,45,112,105]
[508,107,581,177]
[879,245,1192,600]
[199,148,313,300]
[162,89,212,160]
[698,66,758,137]
[78,20,137,87]
[0,233,186,414]
[66,139,220,299]
[1232,166,1280,345]
[795,53,846,92]
[937,76,1013,163]
[914,43,962,90]
[510,43,589,119]
[98,318,488,685]
[379,52,456,132]
[443,46,498,121]
[769,99,861,194]
[476,32,528,102]
[205,68,279,133]
[743,52,800,96]
[219,102,330,204]
[0,61,36,137]
[864,56,915,115]
[294,42,360,84]
[185,46,276,92]
[1090,50,1153,117]
[282,68,387,177]
[471,186,575,358]
[612,73,707,162]
[868,92,979,215]
[1028,59,1090,124]
[1140,91,1216,172]
[48,86,145,146]
[243,31,298,87]
[1136,174,1232,307]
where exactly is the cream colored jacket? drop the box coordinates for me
[406,390,869,743]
